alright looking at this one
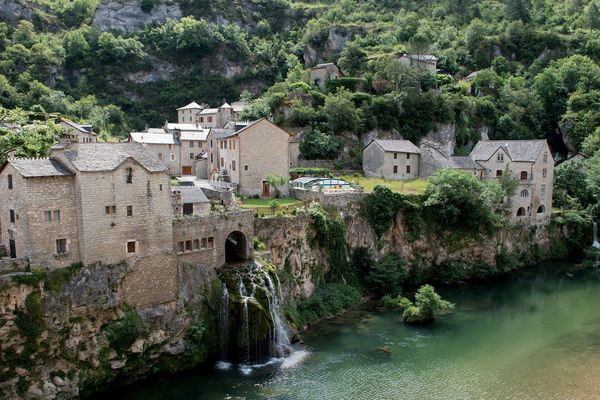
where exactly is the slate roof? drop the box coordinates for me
[450,156,482,170]
[61,120,96,135]
[402,54,437,62]
[177,101,202,110]
[198,108,218,115]
[469,140,547,162]
[370,139,421,154]
[62,143,168,172]
[209,128,235,139]
[174,186,209,204]
[130,132,176,145]
[8,157,74,177]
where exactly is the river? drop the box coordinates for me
[108,262,600,399]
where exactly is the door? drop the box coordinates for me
[262,181,270,197]
[9,239,16,258]
[182,166,193,175]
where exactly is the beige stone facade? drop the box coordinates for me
[207,118,291,197]
[60,120,97,143]
[363,139,420,180]
[310,63,342,89]
[398,54,438,74]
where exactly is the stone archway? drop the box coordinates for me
[225,231,249,263]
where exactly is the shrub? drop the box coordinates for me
[15,291,44,341]
[44,263,83,293]
[185,318,207,364]
[399,285,454,325]
[12,268,46,286]
[367,253,407,297]
[295,283,361,326]
[253,237,266,251]
[103,307,148,355]
[307,203,348,282]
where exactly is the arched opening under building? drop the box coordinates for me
[517,207,526,217]
[537,204,545,214]
[225,231,249,263]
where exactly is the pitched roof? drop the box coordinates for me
[198,108,218,115]
[450,156,482,170]
[402,54,437,62]
[7,157,74,177]
[231,101,246,113]
[130,131,176,145]
[62,143,168,172]
[180,130,209,141]
[469,140,547,162]
[61,120,96,135]
[177,101,202,110]
[209,128,235,139]
[173,186,209,204]
[370,139,420,154]
[219,102,232,109]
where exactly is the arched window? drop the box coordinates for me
[517,207,526,217]
[537,205,545,214]
[520,171,528,180]
[496,170,503,177]
[520,189,529,198]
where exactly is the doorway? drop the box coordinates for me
[9,239,16,258]
[262,181,270,197]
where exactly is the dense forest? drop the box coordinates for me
[0,0,599,217]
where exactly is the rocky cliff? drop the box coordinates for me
[92,0,182,34]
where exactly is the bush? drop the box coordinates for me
[103,307,148,355]
[12,268,46,286]
[367,253,407,297]
[399,285,454,325]
[253,237,266,251]
[295,283,361,326]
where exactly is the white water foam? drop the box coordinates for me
[281,350,310,369]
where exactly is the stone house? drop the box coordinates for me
[0,142,173,268]
[310,63,343,89]
[419,144,484,179]
[469,140,554,223]
[363,139,421,180]
[207,118,291,197]
[129,124,209,177]
[177,101,203,124]
[60,119,97,143]
[398,53,438,74]
[171,186,210,217]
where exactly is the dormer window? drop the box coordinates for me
[125,168,133,184]
[497,153,504,162]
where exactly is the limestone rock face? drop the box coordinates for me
[304,27,354,66]
[93,0,182,34]
[0,0,32,26]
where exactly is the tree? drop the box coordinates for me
[299,129,340,160]
[264,174,288,198]
[367,253,407,297]
[338,42,367,76]
[324,89,360,134]
[586,2,600,32]
[399,284,454,324]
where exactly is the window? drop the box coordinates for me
[517,207,526,217]
[211,154,213,163]
[177,241,184,253]
[210,140,213,148]
[496,170,503,177]
[394,153,397,159]
[244,165,249,171]
[541,184,546,198]
[232,141,235,150]
[105,205,116,214]
[185,240,192,252]
[406,165,411,174]
[159,184,163,191]
[201,238,207,249]
[170,154,175,161]
[53,210,60,222]
[208,117,213,123]
[183,203,193,215]
[497,153,504,162]
[127,241,137,254]
[407,153,410,160]
[520,189,529,198]
[520,171,528,181]
[44,210,52,222]
[224,141,227,149]
[207,237,214,249]
[542,168,547,178]
[158,153,163,161]
[200,117,204,123]
[56,239,67,255]
[220,157,224,167]
[168,144,173,150]
[7,174,12,190]
[543,153,548,163]
[220,141,223,149]
[232,160,236,171]
[198,141,202,148]
[537,205,545,214]
[126,168,133,184]
[9,209,15,223]
[193,239,200,251]
[190,153,194,159]
[190,141,194,148]
[393,165,398,173]
[127,205,133,217]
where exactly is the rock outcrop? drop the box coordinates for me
[303,27,355,66]
[93,0,182,34]
[0,0,32,26]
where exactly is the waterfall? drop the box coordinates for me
[261,268,291,357]
[219,283,229,361]
[238,277,251,364]
[594,222,600,249]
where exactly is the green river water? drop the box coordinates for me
[111,263,600,399]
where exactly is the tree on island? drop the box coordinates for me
[398,285,454,325]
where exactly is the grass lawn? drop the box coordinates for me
[239,197,302,208]
[339,176,428,195]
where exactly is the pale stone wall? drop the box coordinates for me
[145,143,179,175]
[122,253,178,307]
[362,142,385,177]
[178,108,201,124]
[219,137,240,184]
[172,210,254,269]
[72,162,173,266]
[289,141,300,167]
[0,164,28,262]
[239,119,290,197]
[362,142,419,179]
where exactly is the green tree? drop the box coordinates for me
[367,253,407,297]
[585,2,600,32]
[338,42,367,76]
[399,284,454,324]
[264,174,288,198]
[324,89,360,134]
[299,129,340,160]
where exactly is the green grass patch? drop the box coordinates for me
[239,197,302,208]
[339,176,428,194]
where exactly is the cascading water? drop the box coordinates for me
[593,222,600,249]
[219,283,229,361]
[262,268,291,357]
[238,277,251,364]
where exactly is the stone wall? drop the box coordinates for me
[290,188,366,209]
[122,253,178,307]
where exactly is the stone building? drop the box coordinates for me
[0,142,174,268]
[419,144,484,179]
[207,118,291,197]
[398,53,438,73]
[177,101,246,128]
[177,101,203,124]
[469,140,554,223]
[60,119,97,143]
[129,124,209,177]
[362,139,421,180]
[310,63,343,89]
[171,186,210,217]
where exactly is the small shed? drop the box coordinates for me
[172,186,210,216]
